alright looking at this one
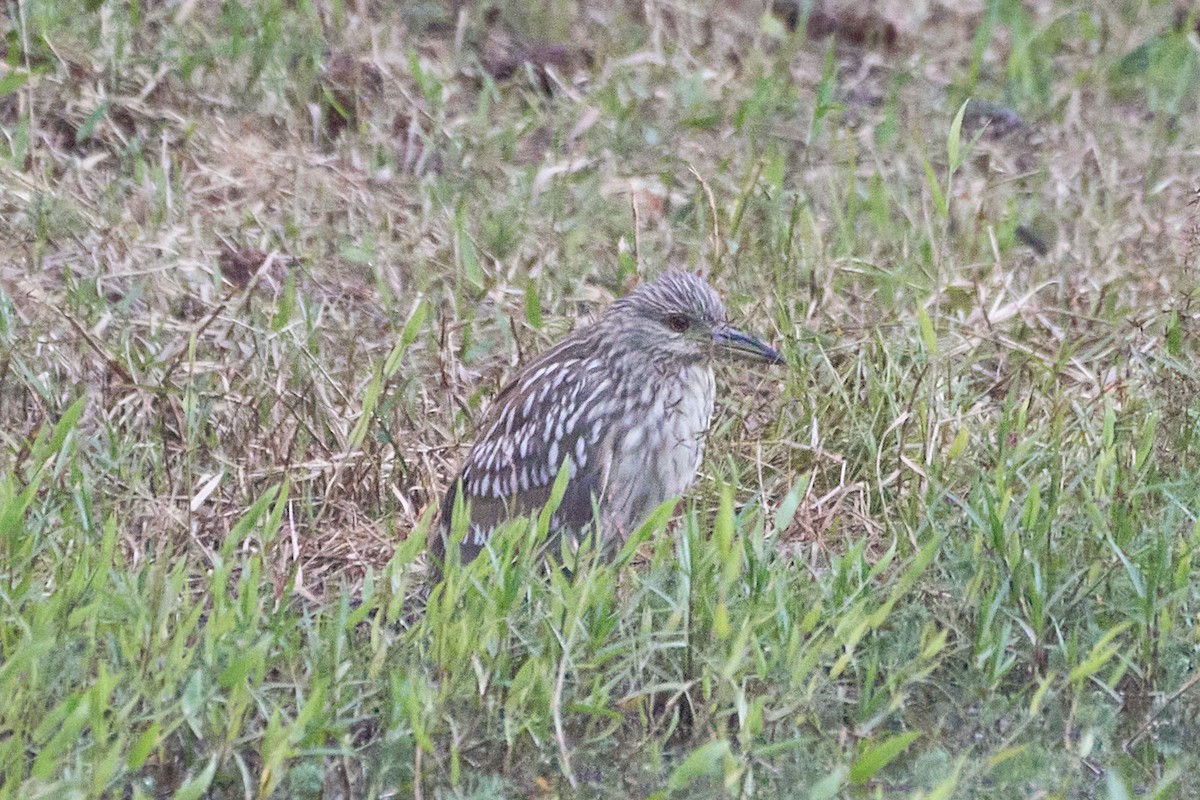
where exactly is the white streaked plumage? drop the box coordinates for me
[431,270,782,568]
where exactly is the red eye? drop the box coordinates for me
[667,314,690,333]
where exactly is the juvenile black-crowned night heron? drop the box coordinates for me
[431,270,783,567]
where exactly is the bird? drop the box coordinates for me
[430,270,784,569]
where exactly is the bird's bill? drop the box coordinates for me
[713,325,785,365]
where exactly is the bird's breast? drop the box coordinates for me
[606,364,715,532]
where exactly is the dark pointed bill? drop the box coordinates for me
[713,326,785,365]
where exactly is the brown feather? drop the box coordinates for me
[431,335,616,564]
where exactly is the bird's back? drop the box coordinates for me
[433,332,615,564]
[431,336,715,566]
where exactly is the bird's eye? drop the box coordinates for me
[666,314,690,333]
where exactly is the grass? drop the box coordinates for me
[1,0,1199,797]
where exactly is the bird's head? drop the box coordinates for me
[604,271,784,367]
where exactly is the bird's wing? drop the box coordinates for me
[432,338,615,564]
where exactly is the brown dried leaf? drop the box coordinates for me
[320,52,384,138]
[481,43,590,95]
[775,3,899,49]
[218,247,268,289]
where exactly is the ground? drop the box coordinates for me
[1,0,1199,797]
